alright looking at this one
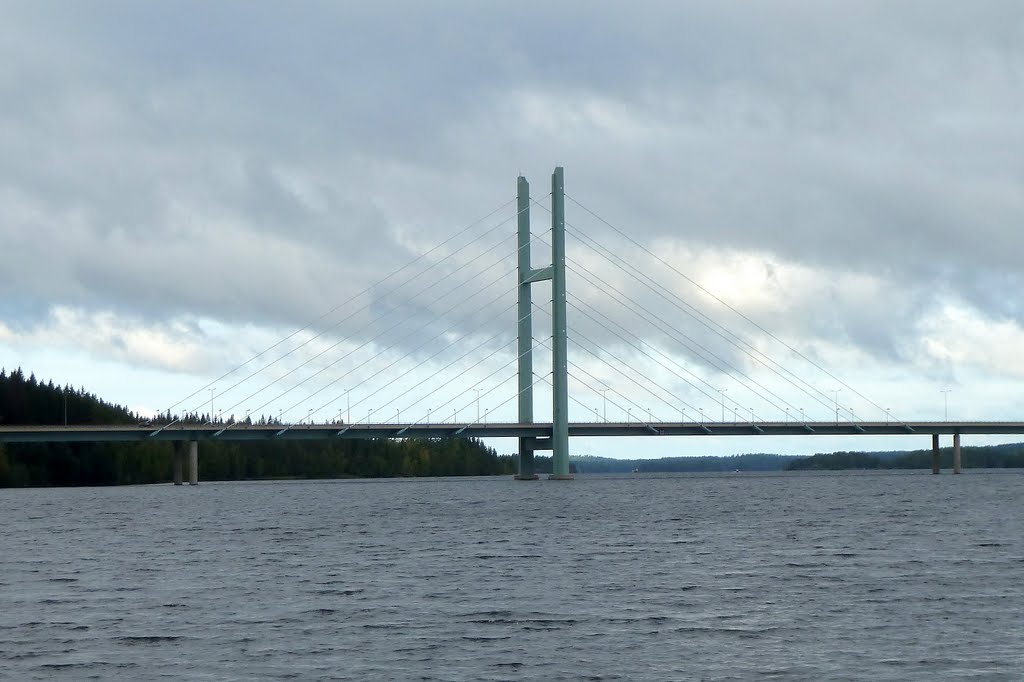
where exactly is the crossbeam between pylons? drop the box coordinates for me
[515,167,572,480]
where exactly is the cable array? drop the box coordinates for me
[527,196,895,424]
[164,181,891,432]
[163,196,550,428]
[567,193,892,420]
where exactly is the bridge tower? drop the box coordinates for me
[516,167,572,480]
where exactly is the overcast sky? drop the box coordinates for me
[2,1,1023,458]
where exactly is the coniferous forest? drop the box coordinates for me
[785,445,1024,470]
[0,368,516,487]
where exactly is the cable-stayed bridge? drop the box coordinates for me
[3,167,1022,482]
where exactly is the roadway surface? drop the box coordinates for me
[3,421,1024,443]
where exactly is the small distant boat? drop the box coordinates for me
[632,468,640,473]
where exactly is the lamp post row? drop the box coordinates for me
[185,384,957,428]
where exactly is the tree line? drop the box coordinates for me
[786,443,1024,470]
[0,368,516,487]
[572,453,799,473]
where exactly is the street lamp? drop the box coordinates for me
[345,389,351,424]
[209,388,216,423]
[885,408,891,424]
[718,388,727,422]
[475,389,481,421]
[941,389,951,421]
[601,389,608,423]
[831,389,841,424]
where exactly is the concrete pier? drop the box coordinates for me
[515,438,539,480]
[173,442,184,485]
[953,432,962,474]
[931,433,940,474]
[188,440,199,485]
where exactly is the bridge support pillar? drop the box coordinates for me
[931,434,940,474]
[515,175,539,481]
[173,442,184,485]
[513,167,571,480]
[188,440,199,485]
[549,167,572,480]
[953,432,962,474]
[515,437,539,480]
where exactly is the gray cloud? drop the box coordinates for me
[2,0,1023,387]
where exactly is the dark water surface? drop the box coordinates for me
[2,471,1023,680]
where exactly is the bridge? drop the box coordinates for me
[1,168,1012,482]
[0,421,1014,480]
[9,421,1024,442]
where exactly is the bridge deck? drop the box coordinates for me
[2,421,1024,443]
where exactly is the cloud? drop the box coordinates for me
[0,306,212,373]
[2,1,1024,446]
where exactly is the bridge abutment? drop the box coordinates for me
[931,434,940,474]
[188,440,199,485]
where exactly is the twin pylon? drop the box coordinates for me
[516,168,572,480]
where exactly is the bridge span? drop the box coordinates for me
[1,420,1016,483]
[3,420,1024,443]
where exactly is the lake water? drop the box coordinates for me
[1,470,1023,680]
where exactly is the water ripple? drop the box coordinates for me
[2,471,1023,680]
